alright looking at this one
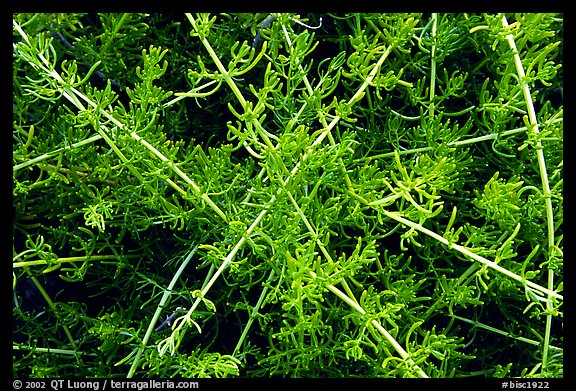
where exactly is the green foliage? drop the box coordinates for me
[13,13,562,378]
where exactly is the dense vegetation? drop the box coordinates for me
[13,13,563,378]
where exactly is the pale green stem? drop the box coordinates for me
[429,13,438,119]
[14,19,227,222]
[314,271,429,378]
[286,183,428,376]
[67,88,227,221]
[163,80,221,108]
[185,14,280,150]
[127,244,200,378]
[450,314,562,352]
[13,344,98,357]
[13,134,104,172]
[163,205,270,353]
[22,266,78,351]
[232,267,277,357]
[285,187,335,263]
[501,14,558,373]
[353,116,562,162]
[310,45,393,150]
[280,20,356,191]
[13,254,138,268]
[382,210,562,301]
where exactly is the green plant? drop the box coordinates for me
[13,12,562,378]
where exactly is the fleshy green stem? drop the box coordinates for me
[501,14,558,373]
[128,244,200,378]
[317,272,429,378]
[381,211,562,301]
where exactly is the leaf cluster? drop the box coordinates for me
[13,13,562,378]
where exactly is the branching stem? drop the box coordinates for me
[501,14,558,373]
